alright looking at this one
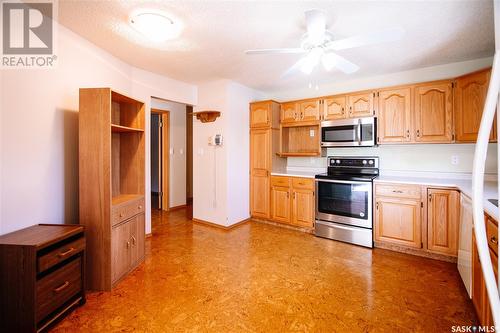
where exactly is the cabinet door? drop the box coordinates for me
[375,197,422,248]
[427,189,459,256]
[348,91,375,118]
[251,174,270,218]
[292,189,314,228]
[472,234,486,324]
[377,87,412,143]
[250,102,271,128]
[281,102,298,124]
[414,82,453,142]
[111,221,131,283]
[250,129,270,171]
[271,186,291,223]
[454,69,495,142]
[130,214,145,267]
[323,96,346,120]
[299,100,321,122]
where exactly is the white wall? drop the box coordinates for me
[268,57,493,101]
[150,98,187,208]
[288,144,498,175]
[0,23,197,235]
[193,80,264,227]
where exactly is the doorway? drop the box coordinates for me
[151,109,169,211]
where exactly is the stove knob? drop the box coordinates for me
[368,160,374,165]
[336,160,340,164]
[362,160,367,165]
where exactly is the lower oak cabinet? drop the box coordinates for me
[374,183,422,248]
[472,214,498,328]
[111,214,145,284]
[270,176,314,229]
[374,182,460,259]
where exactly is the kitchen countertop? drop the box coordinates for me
[375,175,499,221]
[270,170,318,179]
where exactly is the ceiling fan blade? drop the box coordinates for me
[281,56,309,79]
[326,27,405,51]
[305,9,326,43]
[245,48,305,55]
[322,52,359,74]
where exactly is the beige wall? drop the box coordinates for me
[0,24,197,235]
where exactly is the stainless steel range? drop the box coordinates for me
[315,156,379,248]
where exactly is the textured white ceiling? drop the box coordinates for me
[58,0,494,94]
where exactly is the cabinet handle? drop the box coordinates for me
[416,130,420,138]
[126,241,130,249]
[53,281,70,293]
[138,205,143,210]
[120,213,124,217]
[293,192,296,199]
[376,202,379,210]
[428,194,432,202]
[392,190,403,194]
[491,236,498,244]
[406,130,410,139]
[287,192,289,198]
[131,236,136,245]
[58,247,75,258]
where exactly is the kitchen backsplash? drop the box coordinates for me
[287,143,498,174]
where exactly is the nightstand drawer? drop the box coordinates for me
[112,198,145,226]
[38,237,85,273]
[36,257,82,322]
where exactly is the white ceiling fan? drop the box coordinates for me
[245,9,405,77]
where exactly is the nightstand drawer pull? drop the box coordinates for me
[53,281,70,293]
[58,247,75,258]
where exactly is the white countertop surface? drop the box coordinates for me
[375,175,499,221]
[270,170,317,179]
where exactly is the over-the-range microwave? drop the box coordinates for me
[321,117,377,148]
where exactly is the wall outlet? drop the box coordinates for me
[170,148,174,155]
[310,129,315,137]
[451,155,459,165]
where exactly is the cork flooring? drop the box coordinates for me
[52,208,477,332]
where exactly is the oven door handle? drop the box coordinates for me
[315,178,372,186]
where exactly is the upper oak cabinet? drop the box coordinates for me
[323,95,347,120]
[454,68,496,142]
[377,87,412,144]
[414,81,454,143]
[280,99,321,124]
[348,91,376,118]
[250,101,272,128]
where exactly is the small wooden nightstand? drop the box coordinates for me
[0,224,86,332]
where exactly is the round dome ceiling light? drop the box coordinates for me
[130,12,182,42]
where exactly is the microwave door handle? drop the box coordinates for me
[356,119,362,145]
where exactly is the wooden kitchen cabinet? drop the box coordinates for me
[270,176,314,229]
[427,189,460,256]
[249,101,284,219]
[299,99,321,122]
[377,87,412,144]
[454,68,496,142]
[323,95,347,120]
[414,81,454,143]
[375,196,422,248]
[281,102,297,124]
[250,101,272,128]
[347,90,376,118]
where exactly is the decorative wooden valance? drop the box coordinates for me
[193,111,221,123]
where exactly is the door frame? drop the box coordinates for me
[151,109,170,211]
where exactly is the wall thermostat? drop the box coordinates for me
[209,134,223,146]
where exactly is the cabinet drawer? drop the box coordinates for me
[486,217,498,256]
[375,183,421,199]
[271,176,290,188]
[292,177,314,190]
[112,198,145,227]
[36,257,82,322]
[38,237,85,273]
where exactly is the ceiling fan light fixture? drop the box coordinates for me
[300,48,323,74]
[322,52,338,71]
[130,11,182,42]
